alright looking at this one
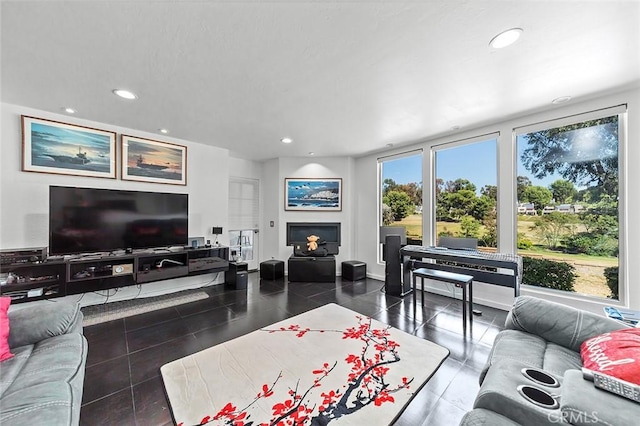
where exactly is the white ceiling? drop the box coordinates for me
[2,1,639,161]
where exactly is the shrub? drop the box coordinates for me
[604,266,619,299]
[517,233,533,249]
[563,233,617,256]
[522,257,576,292]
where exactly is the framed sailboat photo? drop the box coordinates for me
[22,115,116,179]
[121,135,187,185]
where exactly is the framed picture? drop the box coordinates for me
[121,135,187,185]
[22,115,116,179]
[285,178,342,211]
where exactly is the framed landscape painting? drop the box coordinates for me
[121,135,187,185]
[285,178,342,211]
[22,115,116,179]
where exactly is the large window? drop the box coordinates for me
[379,152,423,246]
[515,108,624,300]
[434,137,498,249]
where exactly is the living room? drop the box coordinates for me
[1,2,640,425]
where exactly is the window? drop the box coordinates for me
[515,107,624,300]
[379,151,423,251]
[433,137,498,249]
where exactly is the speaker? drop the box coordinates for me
[384,235,410,297]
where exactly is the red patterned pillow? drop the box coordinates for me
[581,328,640,385]
[0,297,14,362]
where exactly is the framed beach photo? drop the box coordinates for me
[22,115,116,179]
[121,135,187,185]
[285,178,342,211]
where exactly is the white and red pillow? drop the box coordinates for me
[581,328,640,385]
[0,296,14,362]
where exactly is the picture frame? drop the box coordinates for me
[121,135,187,185]
[285,178,342,211]
[21,115,116,179]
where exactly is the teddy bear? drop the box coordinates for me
[307,235,319,251]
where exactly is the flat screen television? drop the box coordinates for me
[49,186,188,255]
[286,222,341,246]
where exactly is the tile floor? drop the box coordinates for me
[79,273,508,426]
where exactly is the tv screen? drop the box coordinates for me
[286,222,341,246]
[49,186,188,255]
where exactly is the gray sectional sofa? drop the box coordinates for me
[1,302,87,425]
[461,296,638,426]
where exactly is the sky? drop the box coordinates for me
[382,137,562,192]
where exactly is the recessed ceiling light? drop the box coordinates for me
[281,137,293,144]
[385,143,394,148]
[451,125,461,131]
[552,96,572,104]
[112,89,137,100]
[308,152,315,156]
[489,28,523,49]
[159,128,169,134]
[63,107,76,114]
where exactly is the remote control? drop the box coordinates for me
[582,368,640,403]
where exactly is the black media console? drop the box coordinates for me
[0,246,229,303]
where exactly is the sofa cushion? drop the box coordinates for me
[8,302,82,348]
[481,329,582,384]
[580,328,640,384]
[0,333,87,424]
[0,297,13,362]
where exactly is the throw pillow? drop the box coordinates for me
[0,296,14,362]
[580,328,640,384]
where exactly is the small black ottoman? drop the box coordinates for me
[342,260,366,281]
[260,259,284,280]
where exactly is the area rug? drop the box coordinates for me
[161,303,449,426]
[81,290,209,326]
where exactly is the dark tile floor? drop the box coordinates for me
[79,274,508,426]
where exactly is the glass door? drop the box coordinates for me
[229,229,258,270]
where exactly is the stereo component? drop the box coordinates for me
[1,247,47,266]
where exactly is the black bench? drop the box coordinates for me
[412,268,474,331]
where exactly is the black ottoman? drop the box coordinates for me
[260,259,284,280]
[342,260,366,281]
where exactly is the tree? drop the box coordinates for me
[480,185,497,201]
[382,190,413,222]
[517,176,532,202]
[445,179,476,193]
[522,186,553,212]
[397,182,422,206]
[443,189,476,221]
[520,116,619,197]
[549,179,577,203]
[533,212,577,249]
[470,195,495,221]
[459,215,481,238]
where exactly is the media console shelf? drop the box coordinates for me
[1,246,230,303]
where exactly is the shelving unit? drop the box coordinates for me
[66,255,136,295]
[0,246,230,303]
[0,261,66,302]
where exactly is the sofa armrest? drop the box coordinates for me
[561,369,637,426]
[505,296,627,352]
[8,302,83,348]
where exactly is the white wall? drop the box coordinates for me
[261,157,355,273]
[354,88,640,313]
[0,103,237,304]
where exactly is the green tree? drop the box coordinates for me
[445,179,476,193]
[382,190,413,221]
[549,179,577,203]
[517,176,532,202]
[445,189,476,221]
[470,195,495,221]
[522,186,553,212]
[397,182,422,206]
[481,185,497,201]
[459,215,481,238]
[520,116,619,197]
[533,212,577,249]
